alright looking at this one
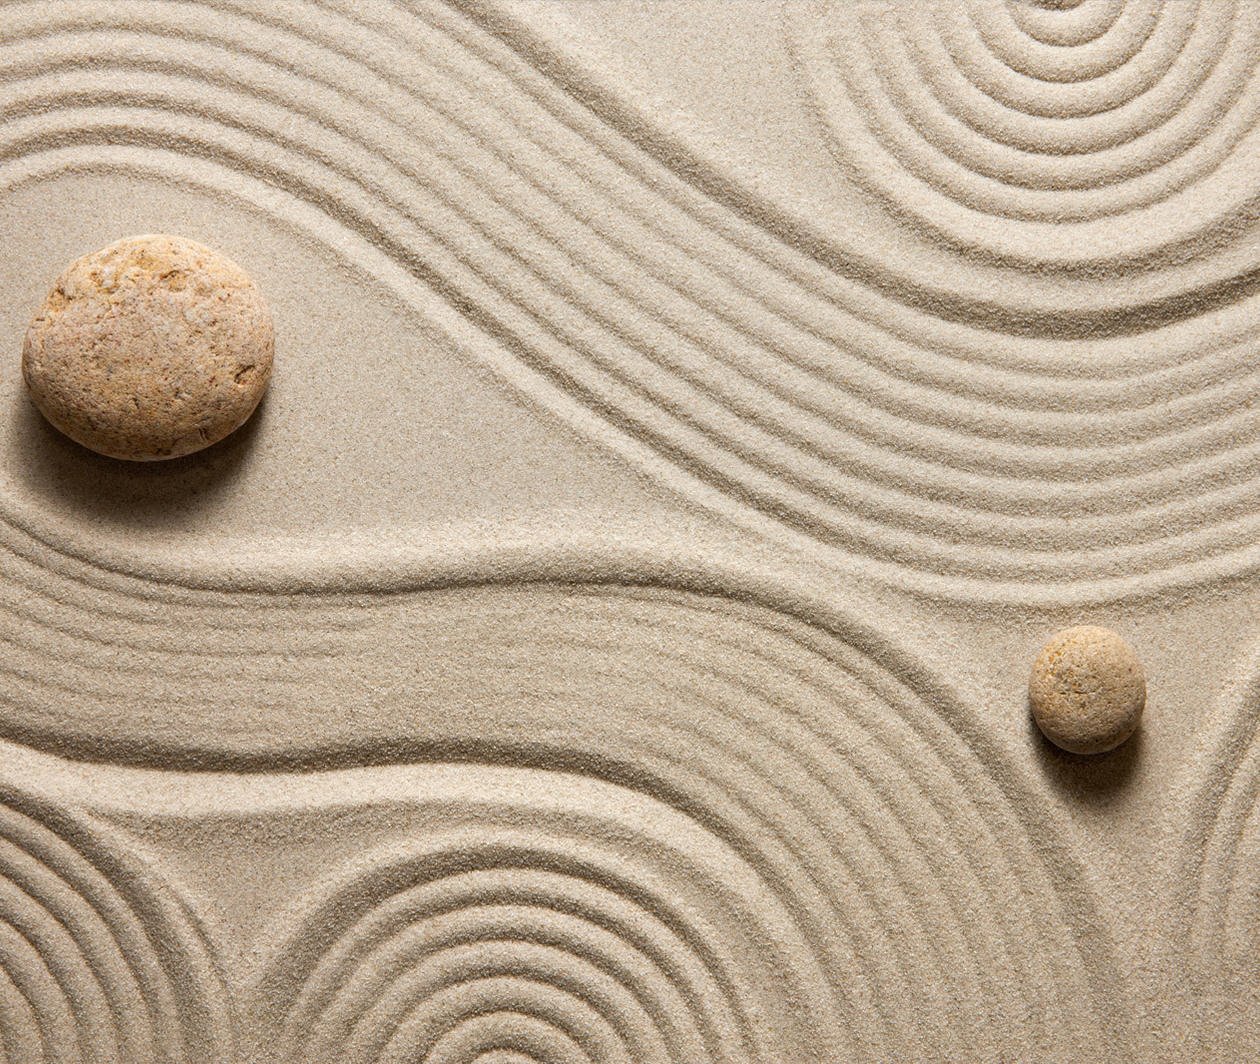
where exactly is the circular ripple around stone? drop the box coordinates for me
[0,785,232,1062]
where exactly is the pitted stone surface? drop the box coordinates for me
[22,234,273,460]
[1029,626,1146,755]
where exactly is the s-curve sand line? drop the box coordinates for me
[2,0,1259,1060]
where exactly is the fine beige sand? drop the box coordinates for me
[1,1,1259,1061]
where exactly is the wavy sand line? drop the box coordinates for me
[2,6,1260,589]
[0,13,1249,378]
[1,559,1131,1058]
[5,3,1260,597]
[2,142,1260,602]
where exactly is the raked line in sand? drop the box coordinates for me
[2,1,1259,1060]
[4,1,1260,599]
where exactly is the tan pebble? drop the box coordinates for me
[22,234,273,461]
[1029,626,1145,755]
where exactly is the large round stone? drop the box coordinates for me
[22,234,273,461]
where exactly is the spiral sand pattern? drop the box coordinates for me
[1,1,1260,598]
[0,785,231,1063]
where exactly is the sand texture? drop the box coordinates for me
[1,1,1258,1060]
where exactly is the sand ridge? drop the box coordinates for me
[4,2,1260,599]
[1,0,1259,1060]
[0,557,1136,1060]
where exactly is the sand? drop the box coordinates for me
[0,1,1257,1060]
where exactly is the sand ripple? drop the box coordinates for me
[2,2,1260,598]
[0,786,232,1062]
[791,0,1260,267]
[0,544,1130,1058]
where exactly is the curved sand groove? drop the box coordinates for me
[1174,644,1260,1042]
[2,544,1129,1059]
[1005,0,1128,49]
[249,820,835,1062]
[465,0,1260,312]
[0,785,233,1062]
[3,2,1260,599]
[787,0,1260,265]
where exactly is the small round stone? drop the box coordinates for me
[22,234,273,461]
[1029,626,1145,755]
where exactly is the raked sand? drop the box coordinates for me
[1,1,1259,1060]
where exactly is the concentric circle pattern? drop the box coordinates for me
[792,0,1260,267]
[0,1,1259,599]
[0,786,232,1062]
[250,820,831,1063]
